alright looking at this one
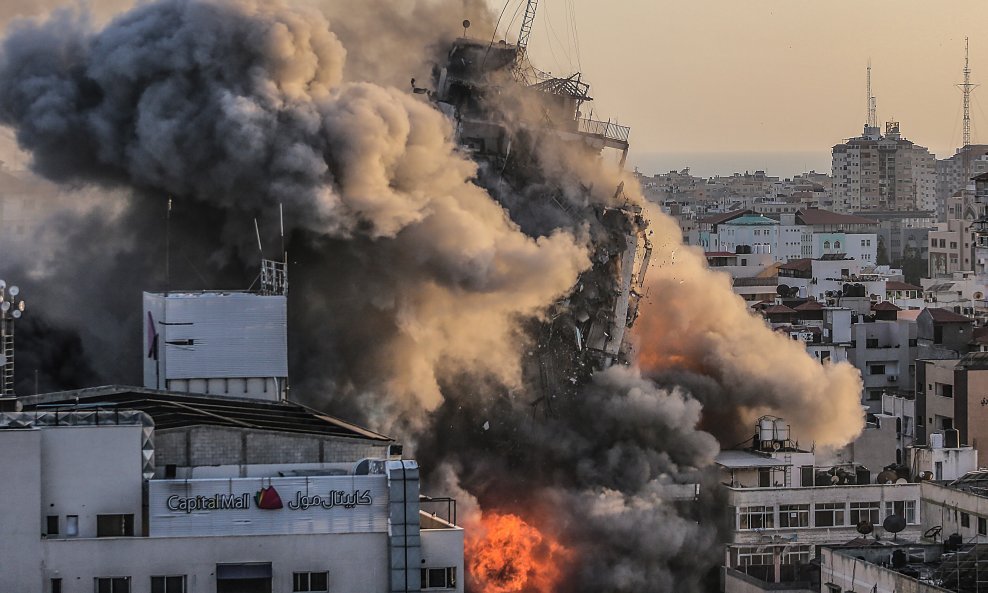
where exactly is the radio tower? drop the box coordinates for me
[958,36,979,147]
[866,60,877,129]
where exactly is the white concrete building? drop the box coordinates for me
[0,388,465,593]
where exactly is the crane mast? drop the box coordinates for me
[517,0,540,56]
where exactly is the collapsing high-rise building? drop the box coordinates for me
[427,17,652,407]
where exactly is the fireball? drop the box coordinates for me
[466,512,570,593]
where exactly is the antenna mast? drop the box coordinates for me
[959,36,979,147]
[0,281,26,398]
[866,60,877,129]
[517,0,540,56]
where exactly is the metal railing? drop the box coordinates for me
[576,118,631,143]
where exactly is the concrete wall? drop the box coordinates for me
[820,547,946,593]
[421,523,465,593]
[154,425,388,470]
[0,429,42,592]
[34,532,388,593]
[921,481,988,543]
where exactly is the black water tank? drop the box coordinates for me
[856,467,872,485]
[891,549,907,568]
[946,533,963,552]
[945,428,960,448]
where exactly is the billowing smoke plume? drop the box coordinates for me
[633,208,865,448]
[0,0,589,431]
[0,1,863,592]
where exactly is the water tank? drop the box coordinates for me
[856,467,872,485]
[945,428,960,448]
[930,432,944,449]
[891,549,907,568]
[759,417,776,442]
[774,418,790,442]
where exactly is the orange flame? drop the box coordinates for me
[466,512,570,593]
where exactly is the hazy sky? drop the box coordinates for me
[493,0,988,173]
[3,1,987,177]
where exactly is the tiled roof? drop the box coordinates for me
[796,208,878,226]
[698,209,750,225]
[779,258,812,272]
[871,301,902,311]
[886,281,923,292]
[763,304,797,314]
[925,308,973,323]
[793,300,824,311]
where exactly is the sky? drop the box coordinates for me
[494,0,988,176]
[2,1,988,177]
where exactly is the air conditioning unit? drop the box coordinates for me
[887,376,898,382]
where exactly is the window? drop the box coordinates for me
[814,503,846,527]
[293,572,328,592]
[66,515,78,537]
[46,515,59,536]
[980,517,987,536]
[867,390,883,401]
[421,568,457,590]
[94,578,130,593]
[151,577,186,593]
[834,241,841,249]
[781,544,812,565]
[736,547,774,567]
[850,502,880,525]
[962,512,971,528]
[866,338,879,348]
[885,501,918,524]
[739,506,775,530]
[97,514,134,537]
[779,504,809,528]
[52,579,62,593]
[824,241,831,249]
[869,364,886,375]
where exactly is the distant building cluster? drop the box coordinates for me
[642,115,988,593]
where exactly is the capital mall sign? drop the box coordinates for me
[166,486,374,514]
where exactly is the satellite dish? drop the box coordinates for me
[1,302,9,312]
[772,442,782,451]
[895,478,908,485]
[777,284,791,296]
[9,286,18,297]
[462,19,471,29]
[877,470,898,484]
[0,354,7,367]
[856,520,874,535]
[0,280,6,290]
[12,310,21,319]
[883,515,907,534]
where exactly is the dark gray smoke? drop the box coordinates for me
[0,1,856,592]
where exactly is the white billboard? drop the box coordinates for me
[149,476,388,537]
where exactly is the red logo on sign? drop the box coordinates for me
[254,486,284,510]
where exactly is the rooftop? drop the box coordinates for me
[924,308,973,324]
[724,214,779,226]
[698,209,750,225]
[715,450,792,469]
[957,352,988,371]
[872,301,902,312]
[796,208,878,226]
[887,281,923,292]
[18,385,392,441]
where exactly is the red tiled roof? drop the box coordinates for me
[779,258,812,272]
[698,209,751,225]
[794,300,824,311]
[796,208,878,226]
[886,281,923,292]
[973,327,988,344]
[872,301,902,311]
[763,304,797,314]
[925,308,973,323]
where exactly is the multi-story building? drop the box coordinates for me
[848,306,918,410]
[937,144,988,221]
[0,270,465,593]
[717,419,922,593]
[916,352,988,463]
[832,122,936,213]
